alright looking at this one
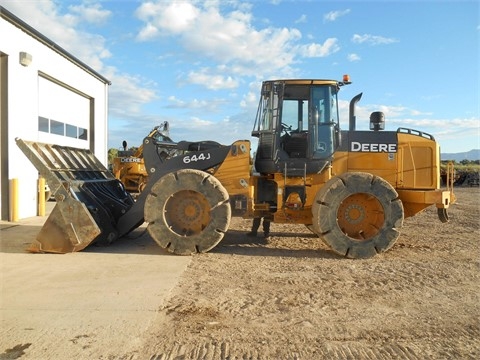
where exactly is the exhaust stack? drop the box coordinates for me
[349,93,363,131]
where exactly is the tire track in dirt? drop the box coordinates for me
[132,188,479,360]
[147,341,423,360]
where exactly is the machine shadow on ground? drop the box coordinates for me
[0,225,43,254]
[1,220,339,259]
[0,224,171,256]
[215,228,339,259]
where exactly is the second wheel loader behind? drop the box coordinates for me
[111,121,179,194]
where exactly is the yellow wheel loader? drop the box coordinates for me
[111,121,178,194]
[16,75,455,258]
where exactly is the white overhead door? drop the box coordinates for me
[38,75,90,143]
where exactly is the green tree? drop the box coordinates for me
[108,148,118,165]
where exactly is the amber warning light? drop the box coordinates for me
[343,74,351,83]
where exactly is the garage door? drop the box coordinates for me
[38,75,90,141]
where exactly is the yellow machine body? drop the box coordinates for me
[16,76,455,258]
[112,155,147,193]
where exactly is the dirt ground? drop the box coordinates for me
[126,187,479,360]
[1,187,479,360]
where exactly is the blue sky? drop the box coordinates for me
[1,0,479,154]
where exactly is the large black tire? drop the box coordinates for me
[312,172,404,259]
[144,169,231,255]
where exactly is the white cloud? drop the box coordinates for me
[137,23,160,40]
[170,116,248,144]
[299,38,340,58]
[166,95,228,113]
[166,96,187,108]
[107,71,157,116]
[324,9,351,22]
[186,69,239,90]
[352,34,399,45]
[295,14,307,24]
[338,98,480,143]
[410,109,432,116]
[134,0,337,83]
[347,53,361,62]
[387,118,480,142]
[68,3,112,25]
[240,91,257,109]
[356,103,430,119]
[136,1,198,38]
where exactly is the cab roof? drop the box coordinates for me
[263,79,341,86]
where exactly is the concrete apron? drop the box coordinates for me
[0,202,191,358]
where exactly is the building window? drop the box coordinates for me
[38,116,49,133]
[79,127,88,140]
[50,120,64,136]
[37,116,88,141]
[66,124,77,138]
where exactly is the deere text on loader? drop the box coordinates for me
[17,75,455,258]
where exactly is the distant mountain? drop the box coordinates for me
[441,149,480,161]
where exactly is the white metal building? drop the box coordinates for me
[0,6,111,220]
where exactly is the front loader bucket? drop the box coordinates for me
[16,138,135,253]
[29,197,101,253]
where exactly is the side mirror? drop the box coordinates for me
[335,124,342,148]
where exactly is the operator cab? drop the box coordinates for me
[252,78,347,176]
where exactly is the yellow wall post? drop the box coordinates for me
[9,178,19,222]
[38,177,46,216]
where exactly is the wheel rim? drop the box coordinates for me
[164,190,210,236]
[337,193,385,241]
